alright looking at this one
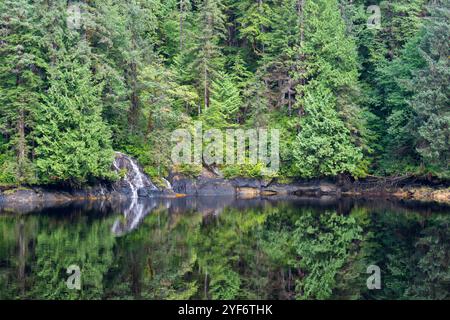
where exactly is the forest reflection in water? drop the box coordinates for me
[0,196,449,300]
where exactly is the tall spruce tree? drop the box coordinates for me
[205,72,242,127]
[34,46,114,186]
[291,0,365,177]
[293,88,363,178]
[190,0,226,112]
[0,0,44,183]
[356,0,428,171]
[377,37,425,173]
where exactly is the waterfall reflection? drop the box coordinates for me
[110,196,236,236]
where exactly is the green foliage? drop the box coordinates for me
[377,36,426,174]
[0,156,19,185]
[209,72,241,125]
[221,162,266,179]
[292,88,364,178]
[173,164,203,178]
[0,0,447,184]
[34,49,114,186]
[32,218,115,299]
[410,3,450,175]
[0,0,44,184]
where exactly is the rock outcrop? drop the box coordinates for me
[169,170,341,198]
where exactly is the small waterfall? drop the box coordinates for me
[128,157,146,194]
[112,152,158,198]
[161,178,173,190]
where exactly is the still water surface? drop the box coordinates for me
[1,196,449,300]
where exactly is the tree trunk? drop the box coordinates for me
[127,61,139,130]
[204,66,209,110]
[18,108,26,180]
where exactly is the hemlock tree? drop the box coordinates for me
[379,1,450,176]
[34,49,114,186]
[120,0,160,132]
[234,0,273,56]
[298,0,360,114]
[86,0,160,135]
[86,0,130,145]
[355,0,428,172]
[410,2,450,175]
[377,37,425,173]
[209,72,241,125]
[257,0,300,114]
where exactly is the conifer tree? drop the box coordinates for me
[410,2,450,175]
[234,0,273,55]
[34,46,114,186]
[0,0,44,183]
[377,37,425,172]
[293,88,363,178]
[356,0,428,171]
[190,0,226,112]
[209,72,241,125]
[291,0,365,177]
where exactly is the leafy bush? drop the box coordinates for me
[221,162,268,179]
[0,156,16,185]
[173,164,202,178]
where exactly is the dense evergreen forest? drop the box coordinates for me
[0,0,449,187]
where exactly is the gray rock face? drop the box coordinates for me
[262,181,340,197]
[171,175,236,196]
[169,170,341,198]
[196,178,236,196]
[231,178,263,189]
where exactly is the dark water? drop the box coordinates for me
[0,196,449,300]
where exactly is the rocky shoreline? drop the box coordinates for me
[1,174,449,206]
[0,153,449,206]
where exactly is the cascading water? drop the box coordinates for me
[161,177,172,190]
[128,157,146,196]
[112,152,158,198]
